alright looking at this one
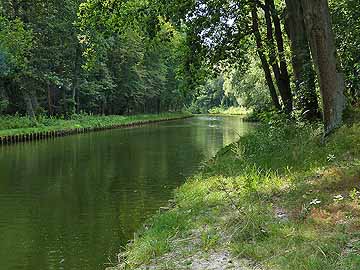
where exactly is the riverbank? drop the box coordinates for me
[0,113,192,145]
[109,111,360,270]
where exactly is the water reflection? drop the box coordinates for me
[0,116,253,270]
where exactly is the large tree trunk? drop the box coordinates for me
[251,4,281,111]
[301,0,346,135]
[285,0,319,120]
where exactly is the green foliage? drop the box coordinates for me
[0,0,191,117]
[187,54,272,115]
[227,57,273,112]
[208,106,249,116]
[188,76,238,114]
[77,0,191,114]
[200,228,220,251]
[210,119,360,176]
[1,0,358,130]
[0,16,33,77]
[330,0,360,105]
[126,210,190,266]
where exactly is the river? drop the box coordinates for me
[0,115,253,270]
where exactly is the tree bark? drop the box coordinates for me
[0,82,9,113]
[267,0,293,113]
[262,0,292,113]
[71,45,81,115]
[251,4,281,111]
[301,0,346,135]
[47,85,54,116]
[285,0,319,120]
[62,86,67,115]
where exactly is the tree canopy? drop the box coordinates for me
[0,0,359,133]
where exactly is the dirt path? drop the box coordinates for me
[135,249,257,270]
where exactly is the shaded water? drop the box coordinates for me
[0,116,253,270]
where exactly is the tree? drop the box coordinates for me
[250,2,281,110]
[158,0,296,112]
[285,0,319,119]
[0,0,190,117]
[262,0,292,113]
[330,0,360,106]
[0,0,354,128]
[300,0,346,135]
[0,15,34,116]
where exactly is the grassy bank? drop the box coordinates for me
[112,111,360,270]
[0,113,191,138]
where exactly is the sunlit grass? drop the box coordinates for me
[114,112,360,270]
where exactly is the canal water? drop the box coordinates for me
[0,116,253,270]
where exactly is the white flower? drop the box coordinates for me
[333,194,344,201]
[310,199,321,205]
[327,154,336,162]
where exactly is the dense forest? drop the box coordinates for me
[0,0,359,134]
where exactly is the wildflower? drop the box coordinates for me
[333,194,344,202]
[310,199,321,205]
[327,154,336,162]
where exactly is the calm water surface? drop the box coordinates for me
[0,116,253,270]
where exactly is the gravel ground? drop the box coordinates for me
[136,249,257,270]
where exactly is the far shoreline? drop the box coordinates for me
[0,113,193,146]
